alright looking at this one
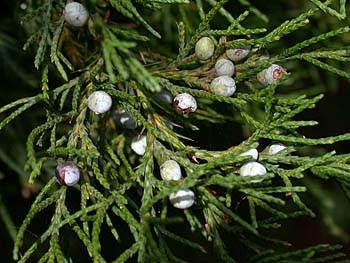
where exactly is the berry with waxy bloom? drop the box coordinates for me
[87,91,112,114]
[160,160,182,181]
[226,43,251,62]
[240,161,267,183]
[268,143,287,155]
[240,148,258,160]
[210,76,236,97]
[55,161,80,186]
[195,37,215,60]
[64,2,89,27]
[173,93,197,114]
[131,135,147,156]
[257,64,287,86]
[215,58,235,77]
[169,189,195,209]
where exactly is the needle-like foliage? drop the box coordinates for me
[0,0,349,262]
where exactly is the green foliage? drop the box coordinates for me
[0,0,350,262]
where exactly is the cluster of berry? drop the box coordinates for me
[196,36,287,90]
[173,37,287,116]
[56,4,288,209]
[160,160,195,209]
[54,158,194,209]
[239,143,288,182]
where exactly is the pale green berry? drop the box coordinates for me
[87,91,112,114]
[240,161,267,183]
[64,2,89,27]
[257,64,287,86]
[210,76,236,97]
[215,58,235,77]
[195,37,215,60]
[160,160,182,181]
[169,189,195,209]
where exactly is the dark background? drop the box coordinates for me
[0,1,349,262]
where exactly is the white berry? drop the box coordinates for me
[131,135,147,156]
[160,160,182,181]
[240,148,258,160]
[268,143,287,155]
[215,58,235,77]
[169,189,195,209]
[173,93,197,114]
[55,161,80,186]
[64,2,89,27]
[112,109,137,129]
[240,161,267,183]
[210,76,236,97]
[226,44,251,62]
[257,64,287,86]
[154,90,173,104]
[195,37,215,60]
[87,91,112,114]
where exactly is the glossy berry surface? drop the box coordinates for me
[268,143,287,155]
[240,148,259,160]
[131,135,147,156]
[55,161,80,186]
[160,160,182,181]
[112,109,137,129]
[240,161,267,183]
[173,93,197,114]
[154,90,173,104]
[87,91,112,114]
[169,189,195,209]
